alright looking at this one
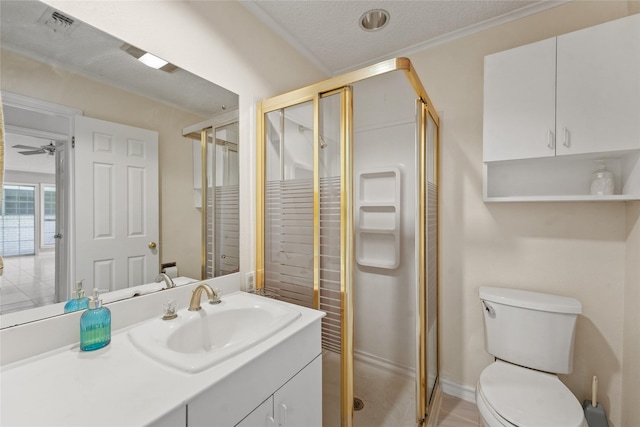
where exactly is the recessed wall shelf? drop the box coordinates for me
[355,168,401,269]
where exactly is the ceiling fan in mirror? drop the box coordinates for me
[12,142,57,156]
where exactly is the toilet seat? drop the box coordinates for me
[477,361,586,427]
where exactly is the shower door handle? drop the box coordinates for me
[54,233,63,239]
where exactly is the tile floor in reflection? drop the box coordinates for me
[0,252,55,314]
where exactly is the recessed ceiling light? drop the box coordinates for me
[120,43,179,73]
[138,52,168,70]
[359,9,390,32]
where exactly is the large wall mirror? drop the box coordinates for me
[0,0,239,323]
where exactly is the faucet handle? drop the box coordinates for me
[162,300,178,320]
[209,288,222,305]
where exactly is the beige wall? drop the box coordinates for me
[623,201,640,427]
[409,2,638,425]
[1,49,207,279]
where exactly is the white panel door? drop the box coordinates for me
[75,116,159,291]
[556,14,640,156]
[483,37,557,162]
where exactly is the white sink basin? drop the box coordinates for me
[128,291,301,373]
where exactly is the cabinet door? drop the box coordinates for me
[235,397,274,427]
[556,14,640,155]
[148,405,187,427]
[483,37,557,162]
[274,356,322,427]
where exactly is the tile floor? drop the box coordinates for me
[0,252,56,314]
[322,350,480,427]
[438,393,480,426]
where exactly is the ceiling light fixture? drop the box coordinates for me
[138,52,168,70]
[359,9,390,32]
[120,44,178,73]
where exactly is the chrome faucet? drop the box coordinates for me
[155,273,176,289]
[188,284,221,311]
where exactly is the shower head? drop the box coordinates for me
[298,124,328,149]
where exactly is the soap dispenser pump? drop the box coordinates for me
[80,289,111,351]
[64,280,90,313]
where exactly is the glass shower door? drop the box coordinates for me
[263,101,315,307]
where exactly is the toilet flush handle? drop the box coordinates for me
[482,301,496,318]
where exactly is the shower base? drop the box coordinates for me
[322,350,416,427]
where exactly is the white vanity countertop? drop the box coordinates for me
[0,292,324,427]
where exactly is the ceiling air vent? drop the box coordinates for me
[38,8,79,35]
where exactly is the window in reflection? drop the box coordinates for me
[1,184,37,256]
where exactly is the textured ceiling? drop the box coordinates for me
[242,0,564,75]
[0,1,238,117]
[1,0,564,116]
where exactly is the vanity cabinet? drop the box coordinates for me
[235,356,322,427]
[483,14,640,201]
[186,319,322,427]
[236,397,274,427]
[150,405,188,427]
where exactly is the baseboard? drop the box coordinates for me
[440,377,477,404]
[353,350,415,377]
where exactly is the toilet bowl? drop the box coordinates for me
[477,287,587,427]
[476,361,587,427]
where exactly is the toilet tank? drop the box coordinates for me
[479,287,582,374]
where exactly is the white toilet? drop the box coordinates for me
[476,287,588,427]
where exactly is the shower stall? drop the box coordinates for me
[256,58,440,427]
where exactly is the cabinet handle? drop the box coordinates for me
[278,403,287,426]
[562,127,570,148]
[266,415,275,427]
[547,130,555,150]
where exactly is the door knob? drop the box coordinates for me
[148,241,157,249]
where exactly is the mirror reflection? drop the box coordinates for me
[0,0,239,320]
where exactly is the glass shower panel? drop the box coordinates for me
[318,92,343,427]
[426,113,439,404]
[264,102,315,307]
[211,122,239,277]
[351,72,419,427]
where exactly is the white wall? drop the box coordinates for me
[409,2,639,425]
[42,0,328,287]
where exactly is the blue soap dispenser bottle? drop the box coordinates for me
[64,280,90,313]
[80,289,111,351]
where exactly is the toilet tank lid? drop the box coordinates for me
[479,287,582,314]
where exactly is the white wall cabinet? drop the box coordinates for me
[556,14,640,156]
[483,37,557,162]
[483,14,640,201]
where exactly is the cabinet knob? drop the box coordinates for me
[148,241,157,249]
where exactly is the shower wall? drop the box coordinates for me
[351,73,420,372]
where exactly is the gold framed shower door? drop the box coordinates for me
[256,57,440,427]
